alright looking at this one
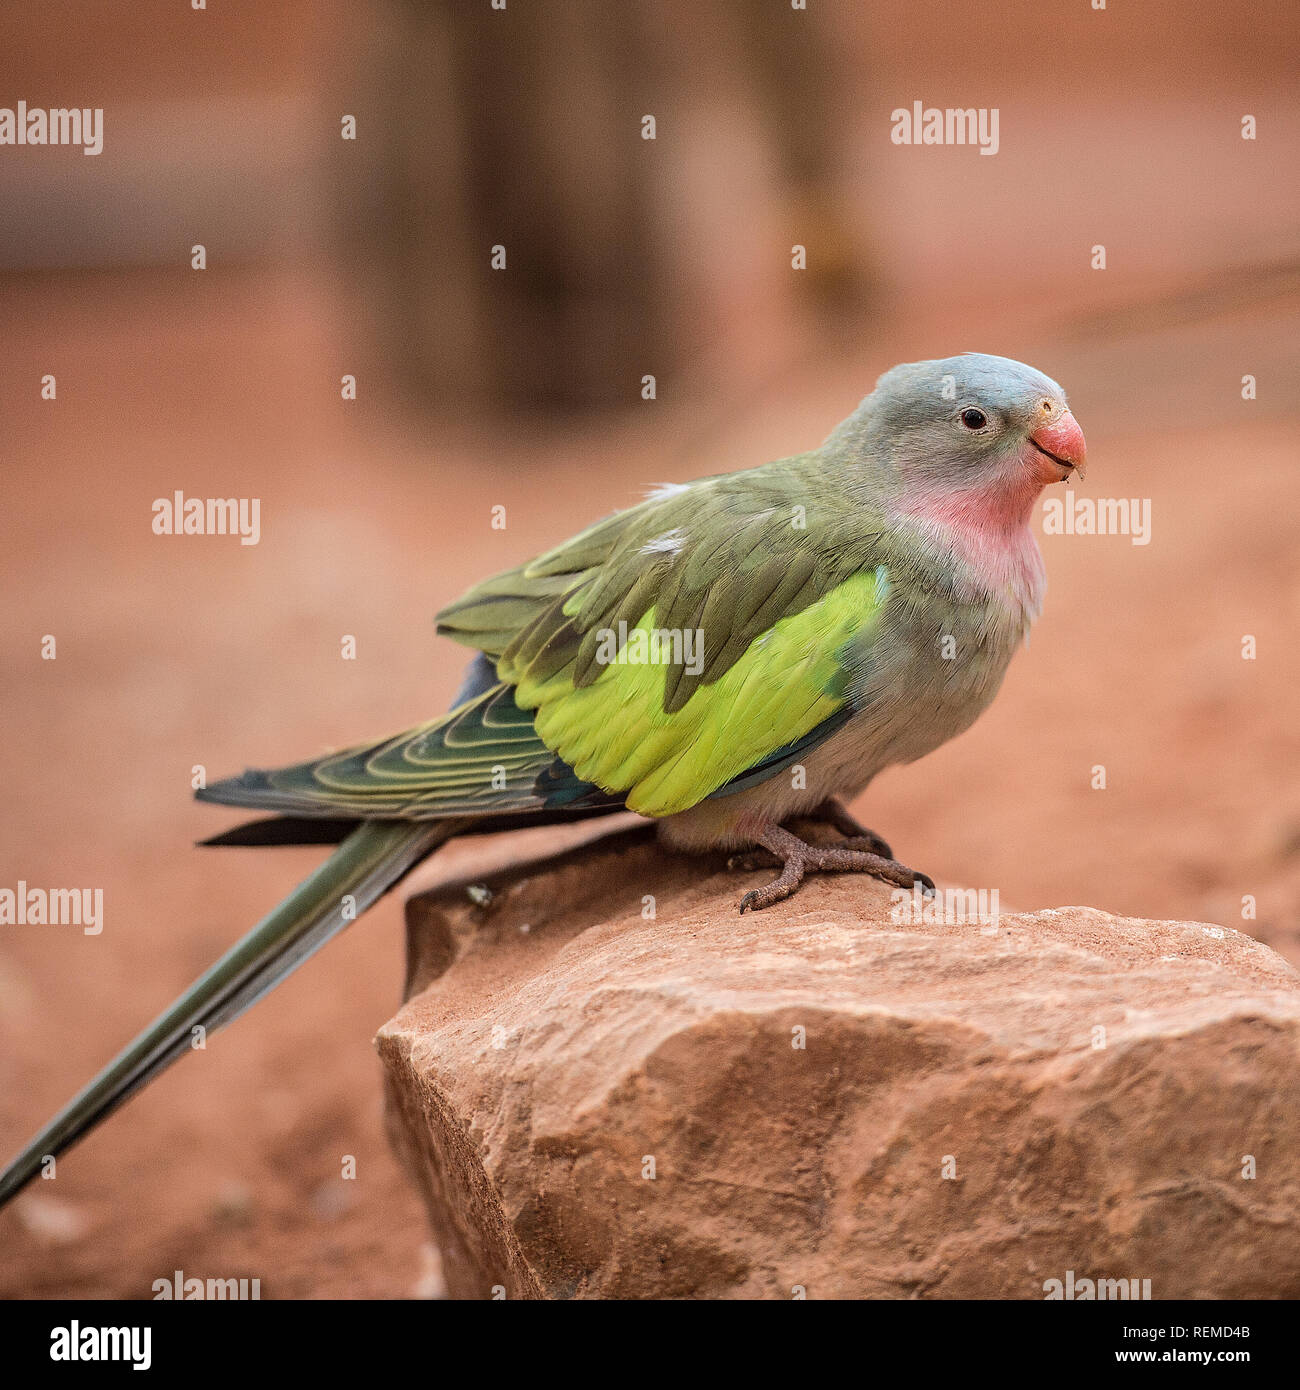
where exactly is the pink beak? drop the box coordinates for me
[1030,409,1087,478]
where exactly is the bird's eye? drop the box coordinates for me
[960,407,987,429]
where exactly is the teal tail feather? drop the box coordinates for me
[0,818,462,1209]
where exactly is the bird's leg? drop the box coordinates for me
[726,798,892,873]
[737,825,935,914]
[810,798,894,859]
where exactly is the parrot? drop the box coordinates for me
[0,352,1086,1208]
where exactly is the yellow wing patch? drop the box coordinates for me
[513,570,880,816]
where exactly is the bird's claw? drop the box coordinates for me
[735,824,934,913]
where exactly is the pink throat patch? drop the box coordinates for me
[896,447,1052,615]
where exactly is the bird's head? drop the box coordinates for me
[839,353,1087,530]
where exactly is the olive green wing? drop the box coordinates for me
[437,464,888,817]
[202,462,888,824]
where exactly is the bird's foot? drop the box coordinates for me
[810,798,893,859]
[737,825,935,913]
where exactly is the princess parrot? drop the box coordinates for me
[0,353,1086,1207]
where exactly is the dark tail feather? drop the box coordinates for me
[201,816,362,847]
[0,818,463,1210]
[200,803,629,850]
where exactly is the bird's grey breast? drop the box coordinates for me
[839,566,1025,779]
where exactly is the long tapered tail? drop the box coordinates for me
[0,818,464,1210]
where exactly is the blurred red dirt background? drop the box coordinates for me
[1,0,1297,1297]
[2,266,1296,1299]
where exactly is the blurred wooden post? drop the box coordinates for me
[359,0,873,417]
[366,0,666,414]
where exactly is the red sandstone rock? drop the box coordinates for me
[377,823,1300,1300]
